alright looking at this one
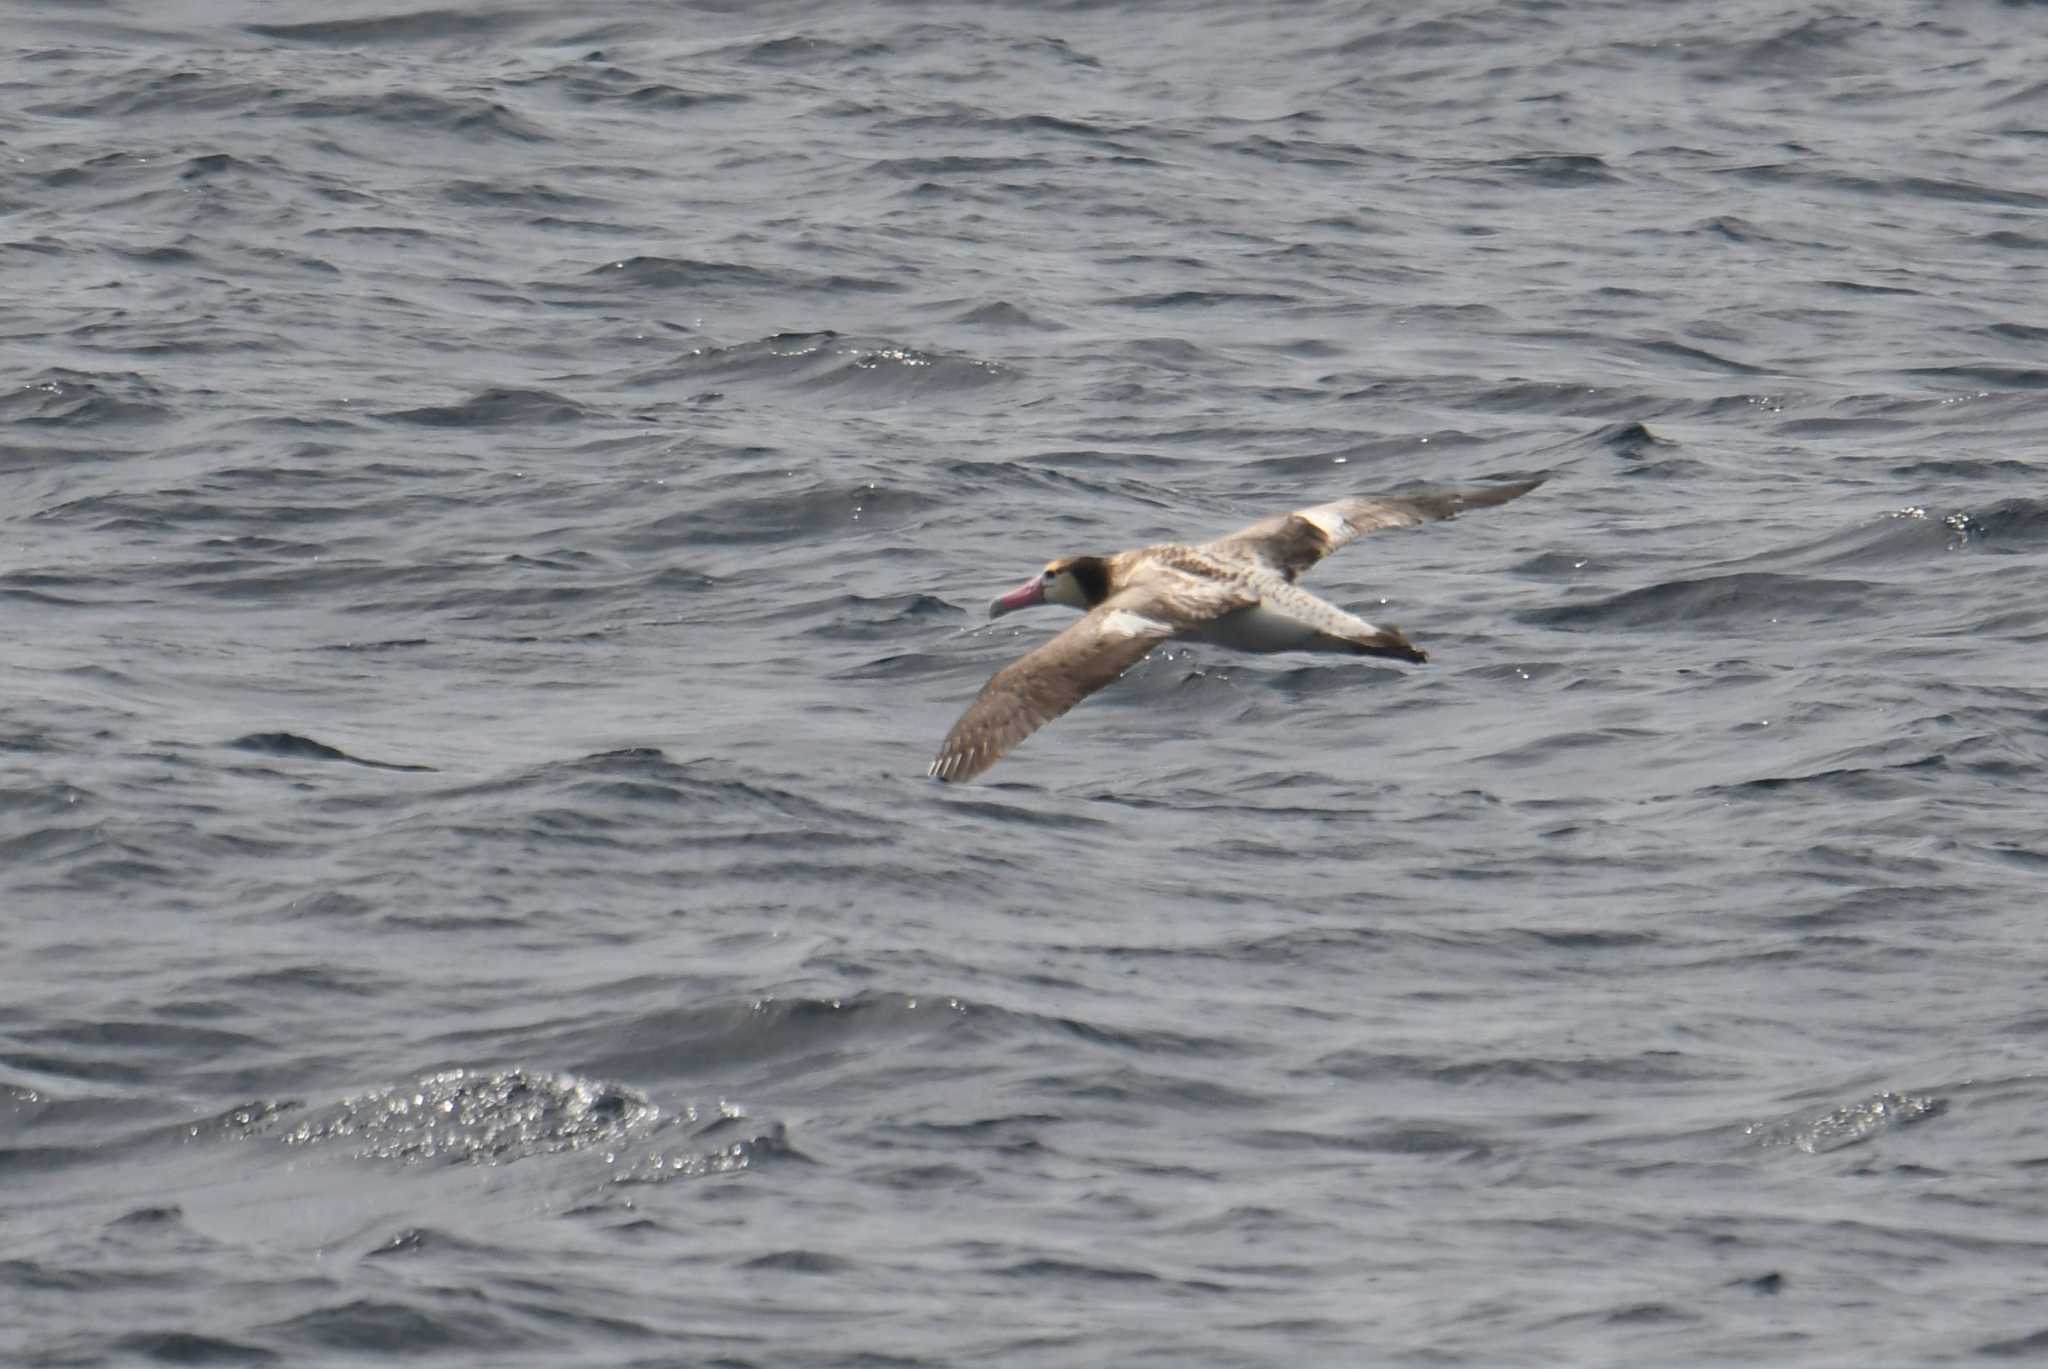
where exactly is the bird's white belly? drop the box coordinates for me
[1185,604,1327,653]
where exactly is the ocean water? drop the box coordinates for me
[6,1,2048,1363]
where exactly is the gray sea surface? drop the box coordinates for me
[6,1,2048,1364]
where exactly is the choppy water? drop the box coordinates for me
[7,1,2048,1364]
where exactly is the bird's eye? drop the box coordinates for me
[1041,569,1056,582]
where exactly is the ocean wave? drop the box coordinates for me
[1525,571,1875,630]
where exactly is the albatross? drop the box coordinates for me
[928,477,1543,782]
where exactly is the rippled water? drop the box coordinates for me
[7,1,2048,1364]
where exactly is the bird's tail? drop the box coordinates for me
[1350,624,1427,663]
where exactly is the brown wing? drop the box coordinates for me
[1202,477,1544,581]
[930,572,1255,783]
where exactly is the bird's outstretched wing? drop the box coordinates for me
[1201,477,1544,582]
[930,572,1255,783]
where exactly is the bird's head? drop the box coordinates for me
[988,555,1111,617]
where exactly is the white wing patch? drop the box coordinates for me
[1099,607,1166,639]
[1299,506,1349,539]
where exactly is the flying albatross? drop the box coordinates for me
[928,477,1542,782]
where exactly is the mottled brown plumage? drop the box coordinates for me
[929,477,1543,782]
